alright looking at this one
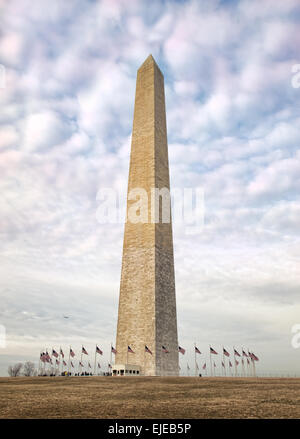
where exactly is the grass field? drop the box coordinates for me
[0,376,300,419]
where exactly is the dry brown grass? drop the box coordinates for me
[0,376,299,419]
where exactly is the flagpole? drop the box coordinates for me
[222,347,226,377]
[68,347,71,375]
[209,346,212,377]
[45,348,48,375]
[54,349,57,376]
[41,350,44,375]
[40,350,43,376]
[127,341,129,365]
[247,347,250,376]
[43,349,47,375]
[80,345,83,375]
[110,342,112,368]
[247,347,252,377]
[44,348,47,375]
[51,347,54,376]
[194,343,196,377]
[46,349,51,375]
[38,351,41,376]
[40,350,43,375]
[94,345,97,376]
[233,346,237,377]
[144,345,146,376]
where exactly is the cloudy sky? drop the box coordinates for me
[1,0,300,376]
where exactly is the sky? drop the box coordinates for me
[0,0,300,377]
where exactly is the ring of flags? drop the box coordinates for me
[38,344,260,377]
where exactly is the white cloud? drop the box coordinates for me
[23,111,75,151]
[248,153,300,199]
[0,125,19,149]
[0,31,23,65]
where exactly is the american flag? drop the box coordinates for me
[63,360,67,366]
[40,353,46,362]
[128,345,134,354]
[52,349,59,358]
[195,346,201,354]
[242,349,248,357]
[82,346,88,355]
[250,352,259,361]
[79,361,84,367]
[247,358,250,365]
[45,351,51,362]
[235,360,239,366]
[88,362,92,368]
[108,363,112,369]
[202,363,206,370]
[222,361,225,367]
[234,348,241,357]
[96,346,103,355]
[71,361,74,368]
[145,345,152,355]
[178,346,185,355]
[60,348,64,358]
[213,362,216,367]
[210,347,218,355]
[111,346,117,354]
[98,363,101,368]
[56,359,60,365]
[162,345,169,353]
[229,361,232,367]
[223,348,230,357]
[70,348,75,357]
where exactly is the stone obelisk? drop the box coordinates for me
[115,55,179,376]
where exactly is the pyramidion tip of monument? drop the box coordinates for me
[146,53,156,63]
[138,54,163,75]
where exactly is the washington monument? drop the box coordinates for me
[115,55,179,376]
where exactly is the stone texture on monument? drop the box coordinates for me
[115,55,179,376]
